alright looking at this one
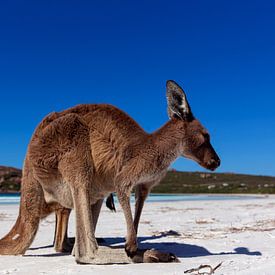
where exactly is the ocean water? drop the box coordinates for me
[0,193,261,205]
[0,193,21,205]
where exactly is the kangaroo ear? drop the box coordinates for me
[166,80,193,121]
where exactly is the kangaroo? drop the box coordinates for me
[0,80,220,264]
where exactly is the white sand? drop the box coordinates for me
[1,195,275,274]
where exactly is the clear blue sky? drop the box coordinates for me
[0,0,274,176]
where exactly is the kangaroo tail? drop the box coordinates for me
[0,160,43,255]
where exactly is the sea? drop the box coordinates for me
[0,193,262,205]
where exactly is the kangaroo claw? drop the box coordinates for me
[131,249,180,263]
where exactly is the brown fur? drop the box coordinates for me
[53,207,72,252]
[0,80,220,263]
[53,195,114,253]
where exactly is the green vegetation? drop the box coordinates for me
[1,166,275,194]
[0,166,21,193]
[153,170,275,194]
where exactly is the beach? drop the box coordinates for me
[0,195,275,274]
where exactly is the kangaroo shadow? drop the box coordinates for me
[28,237,105,251]
[26,232,262,258]
[101,233,262,258]
[28,244,54,251]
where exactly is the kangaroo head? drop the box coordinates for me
[166,80,220,171]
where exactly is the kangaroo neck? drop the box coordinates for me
[148,118,185,170]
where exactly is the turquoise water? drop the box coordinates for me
[0,193,261,205]
[142,194,261,202]
[0,193,21,205]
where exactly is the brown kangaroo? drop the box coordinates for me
[0,80,220,264]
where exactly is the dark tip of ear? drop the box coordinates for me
[166,80,184,93]
[166,80,178,88]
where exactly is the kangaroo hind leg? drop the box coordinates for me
[59,148,98,264]
[54,208,73,253]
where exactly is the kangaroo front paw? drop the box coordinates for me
[130,249,180,263]
[125,241,138,258]
[143,249,180,263]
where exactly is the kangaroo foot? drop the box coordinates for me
[75,247,98,264]
[55,237,74,253]
[131,249,180,263]
[61,239,74,253]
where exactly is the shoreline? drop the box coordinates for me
[0,192,271,196]
[0,192,20,195]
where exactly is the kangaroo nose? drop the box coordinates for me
[207,158,220,170]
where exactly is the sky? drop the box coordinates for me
[0,0,274,176]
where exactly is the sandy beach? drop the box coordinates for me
[0,195,275,274]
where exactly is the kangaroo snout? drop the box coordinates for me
[206,157,220,171]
